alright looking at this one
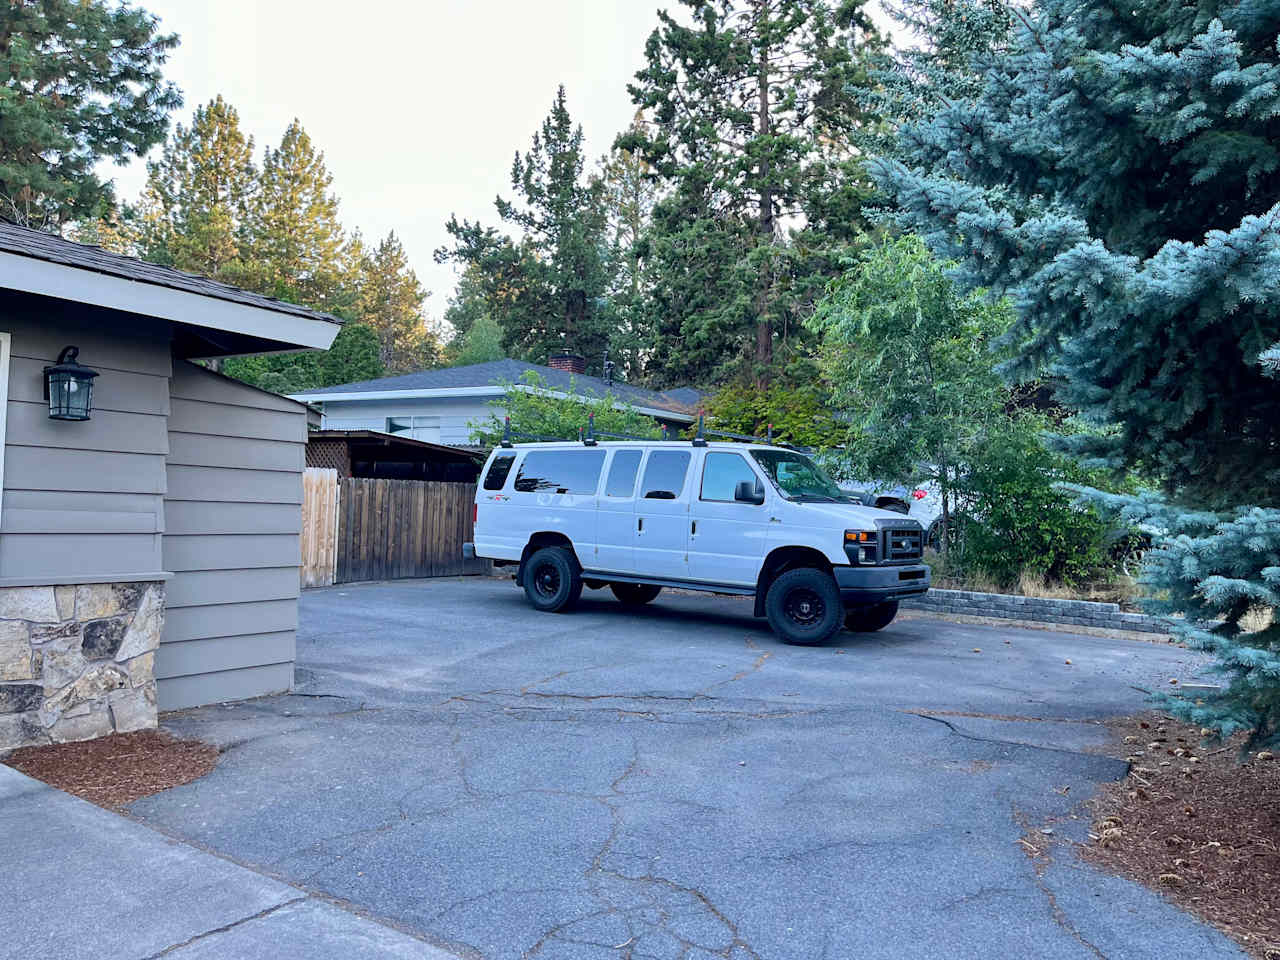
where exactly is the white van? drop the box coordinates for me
[464,439,930,645]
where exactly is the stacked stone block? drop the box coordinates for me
[902,588,1168,634]
[0,582,163,750]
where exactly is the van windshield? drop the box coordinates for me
[750,450,849,502]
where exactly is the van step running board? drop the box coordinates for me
[582,570,755,597]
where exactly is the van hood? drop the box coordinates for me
[782,500,918,529]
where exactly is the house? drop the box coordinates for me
[0,221,340,751]
[290,353,702,445]
[306,429,483,482]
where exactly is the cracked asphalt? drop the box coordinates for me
[130,577,1246,960]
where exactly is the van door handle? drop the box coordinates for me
[691,520,697,535]
[637,517,643,533]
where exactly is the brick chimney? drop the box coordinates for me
[548,352,586,374]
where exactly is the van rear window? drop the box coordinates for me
[513,450,606,494]
[483,453,516,490]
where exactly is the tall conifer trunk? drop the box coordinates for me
[754,0,774,387]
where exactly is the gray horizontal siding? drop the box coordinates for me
[157,662,293,712]
[0,303,170,581]
[155,631,295,681]
[163,534,300,572]
[159,360,305,710]
[166,464,302,504]
[165,500,301,536]
[163,599,298,644]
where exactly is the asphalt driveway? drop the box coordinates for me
[132,577,1243,960]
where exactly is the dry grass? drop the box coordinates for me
[923,549,1140,607]
[1085,714,1280,958]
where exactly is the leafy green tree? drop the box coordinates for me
[808,236,1011,557]
[135,96,259,284]
[707,374,836,448]
[438,86,611,365]
[469,372,663,447]
[0,0,180,226]
[622,0,882,385]
[958,417,1114,588]
[360,231,439,374]
[871,0,1280,743]
[450,313,505,367]
[321,322,382,385]
[250,120,346,309]
[222,321,383,395]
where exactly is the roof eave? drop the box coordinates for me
[0,250,340,351]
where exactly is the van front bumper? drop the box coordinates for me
[833,564,930,608]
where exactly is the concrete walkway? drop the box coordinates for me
[0,763,459,960]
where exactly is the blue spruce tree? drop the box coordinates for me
[871,0,1280,745]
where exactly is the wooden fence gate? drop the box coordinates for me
[334,478,490,584]
[300,467,339,587]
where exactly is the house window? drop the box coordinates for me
[386,415,441,443]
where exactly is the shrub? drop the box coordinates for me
[958,419,1115,588]
[469,371,663,447]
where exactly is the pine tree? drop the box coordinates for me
[872,0,1280,743]
[598,116,659,380]
[621,0,882,385]
[0,0,180,226]
[136,96,258,284]
[250,120,346,309]
[438,86,611,366]
[360,231,439,374]
[872,1,1280,508]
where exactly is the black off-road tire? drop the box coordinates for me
[522,546,583,613]
[610,582,663,606]
[844,600,899,633]
[765,568,844,646]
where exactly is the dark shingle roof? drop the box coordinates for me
[298,359,701,417]
[0,221,342,325]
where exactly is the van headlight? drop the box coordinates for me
[844,530,878,565]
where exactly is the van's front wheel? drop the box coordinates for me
[765,568,844,645]
[610,582,662,605]
[844,600,899,633]
[522,547,583,613]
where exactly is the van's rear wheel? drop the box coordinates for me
[765,568,843,645]
[610,582,662,606]
[522,547,582,613]
[845,600,899,633]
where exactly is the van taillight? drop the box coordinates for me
[473,503,478,524]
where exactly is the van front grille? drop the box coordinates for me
[883,527,923,563]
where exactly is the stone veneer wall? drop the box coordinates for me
[902,588,1168,634]
[0,582,163,750]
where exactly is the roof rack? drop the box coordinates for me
[497,413,807,451]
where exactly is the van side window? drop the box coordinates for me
[513,450,606,494]
[483,453,516,490]
[700,452,760,502]
[640,451,691,500]
[605,450,642,497]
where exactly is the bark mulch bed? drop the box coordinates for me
[1084,714,1280,959]
[3,729,218,809]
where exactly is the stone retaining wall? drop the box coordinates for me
[902,588,1168,634]
[0,582,163,750]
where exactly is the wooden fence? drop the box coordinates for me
[334,478,490,583]
[300,468,340,587]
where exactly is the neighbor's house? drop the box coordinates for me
[290,354,702,445]
[0,222,340,751]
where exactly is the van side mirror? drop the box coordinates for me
[734,480,765,505]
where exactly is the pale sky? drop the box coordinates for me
[103,0,668,326]
[103,1,891,329]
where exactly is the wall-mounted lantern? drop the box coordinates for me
[44,346,99,421]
